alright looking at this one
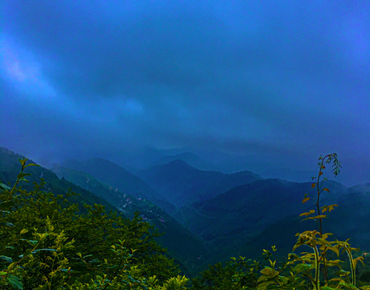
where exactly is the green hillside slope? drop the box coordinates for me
[0,147,119,214]
[61,158,176,214]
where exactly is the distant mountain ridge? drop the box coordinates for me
[174,178,348,240]
[160,146,231,164]
[114,146,232,172]
[137,159,262,207]
[152,152,219,171]
[260,168,318,183]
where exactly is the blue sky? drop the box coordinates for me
[1,0,369,185]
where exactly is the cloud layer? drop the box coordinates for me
[1,0,370,185]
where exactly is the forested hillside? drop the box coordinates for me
[0,147,119,214]
[51,164,207,274]
[1,148,370,289]
[60,158,175,214]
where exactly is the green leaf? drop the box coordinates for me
[17,173,31,180]
[0,256,13,263]
[0,183,11,191]
[19,248,57,258]
[338,282,359,289]
[0,221,15,227]
[302,197,310,203]
[329,246,340,257]
[260,266,279,278]
[24,163,40,169]
[19,158,28,167]
[31,249,57,254]
[257,280,278,290]
[300,210,315,217]
[20,239,38,245]
[293,263,312,273]
[7,274,23,290]
[20,229,28,235]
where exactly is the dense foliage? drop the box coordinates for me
[0,159,187,289]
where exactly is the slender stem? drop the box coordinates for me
[315,155,331,284]
[313,246,320,290]
[346,248,356,287]
[7,160,28,200]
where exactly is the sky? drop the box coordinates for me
[1,0,370,186]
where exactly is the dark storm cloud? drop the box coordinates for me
[5,0,225,97]
[2,0,370,185]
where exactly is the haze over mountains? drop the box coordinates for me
[151,152,218,172]
[137,160,261,207]
[107,146,358,186]
[1,145,369,275]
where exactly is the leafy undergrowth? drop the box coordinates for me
[1,154,370,289]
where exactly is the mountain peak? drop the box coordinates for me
[168,159,192,167]
[145,159,197,172]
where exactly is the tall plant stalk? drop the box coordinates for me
[301,153,341,285]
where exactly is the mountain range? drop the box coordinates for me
[1,145,369,275]
[137,159,262,207]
